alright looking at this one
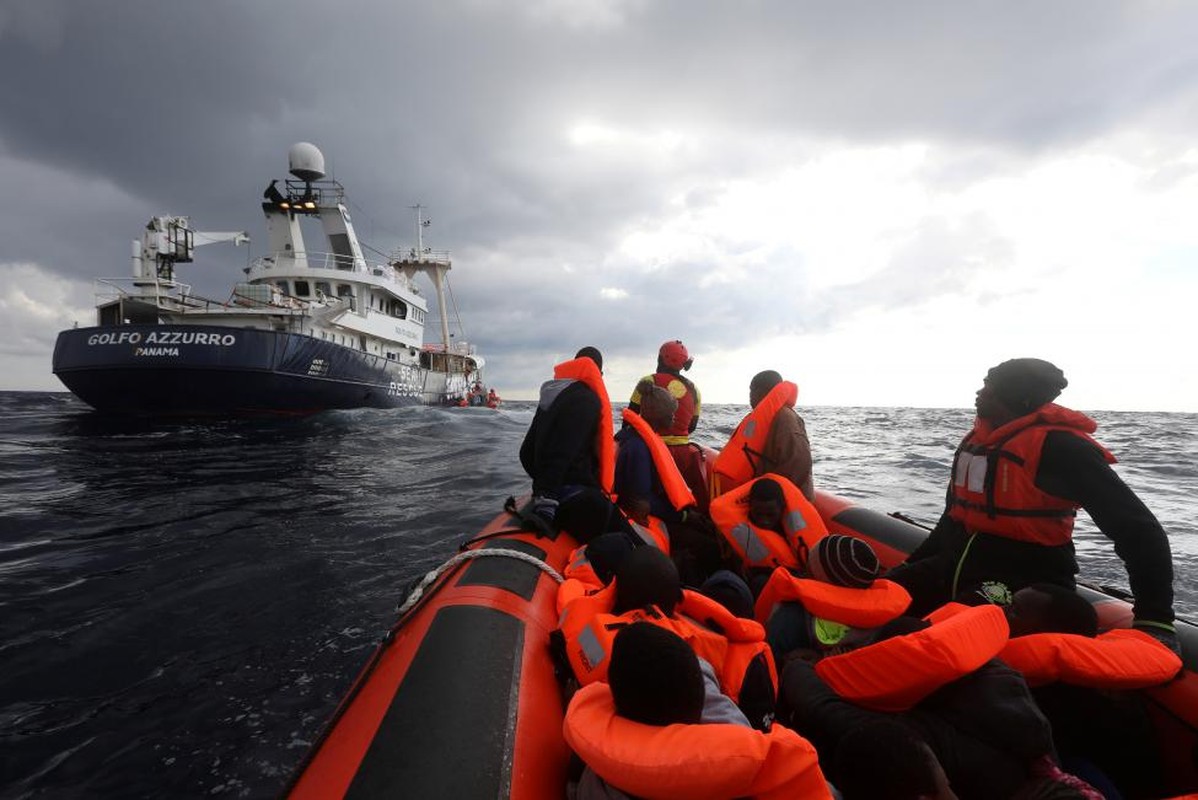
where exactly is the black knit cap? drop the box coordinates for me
[808,534,879,589]
[985,358,1068,416]
[609,622,704,726]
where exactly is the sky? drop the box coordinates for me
[2,1,1197,411]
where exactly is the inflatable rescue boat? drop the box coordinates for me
[285,493,1198,798]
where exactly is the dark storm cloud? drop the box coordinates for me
[3,0,1197,392]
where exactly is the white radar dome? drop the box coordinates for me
[288,142,326,181]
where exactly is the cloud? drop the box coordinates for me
[2,2,1197,409]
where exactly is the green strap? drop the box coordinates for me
[951,533,979,600]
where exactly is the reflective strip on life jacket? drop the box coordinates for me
[553,356,615,493]
[815,603,1010,712]
[558,585,775,704]
[1001,628,1182,689]
[563,682,832,800]
[712,381,798,497]
[753,567,911,628]
[621,408,697,511]
[710,473,827,572]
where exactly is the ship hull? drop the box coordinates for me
[52,325,466,415]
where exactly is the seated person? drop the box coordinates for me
[780,608,1087,800]
[832,720,957,800]
[566,622,831,800]
[758,534,911,662]
[709,474,828,592]
[558,547,778,730]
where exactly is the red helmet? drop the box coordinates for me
[658,340,692,371]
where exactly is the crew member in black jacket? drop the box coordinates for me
[889,357,1177,651]
[519,346,606,525]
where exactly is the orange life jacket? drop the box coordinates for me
[621,408,697,512]
[753,567,911,628]
[948,404,1115,546]
[553,357,615,494]
[709,473,827,572]
[557,518,671,608]
[558,584,777,704]
[815,603,1010,712]
[563,682,831,800]
[632,371,701,444]
[711,381,798,497]
[1001,628,1182,689]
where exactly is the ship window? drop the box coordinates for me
[391,299,408,319]
[337,284,353,298]
[295,280,311,297]
[315,281,333,298]
[275,281,289,294]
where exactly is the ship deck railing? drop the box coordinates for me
[95,278,309,316]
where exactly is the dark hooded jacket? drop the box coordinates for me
[781,657,1054,800]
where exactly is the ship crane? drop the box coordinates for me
[132,215,250,288]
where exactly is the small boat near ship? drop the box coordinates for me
[52,143,490,415]
[284,478,1198,798]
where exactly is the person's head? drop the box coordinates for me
[834,720,957,800]
[699,569,756,619]
[613,546,683,616]
[609,622,704,726]
[807,534,880,589]
[575,346,603,373]
[585,531,640,585]
[748,370,783,408]
[657,340,693,372]
[636,380,678,433]
[976,358,1067,424]
[747,478,786,531]
[1006,583,1098,638]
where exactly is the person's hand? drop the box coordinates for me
[1133,620,1183,658]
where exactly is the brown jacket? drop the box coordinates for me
[760,408,814,500]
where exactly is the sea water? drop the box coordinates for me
[1,392,1195,797]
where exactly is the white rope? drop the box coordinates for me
[396,548,564,615]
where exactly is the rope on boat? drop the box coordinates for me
[396,548,565,615]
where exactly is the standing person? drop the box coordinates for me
[519,346,614,526]
[889,357,1177,652]
[628,340,708,511]
[712,370,815,501]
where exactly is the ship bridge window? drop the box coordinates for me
[295,280,311,297]
[274,280,289,294]
[388,298,408,319]
[337,284,353,298]
[315,281,333,299]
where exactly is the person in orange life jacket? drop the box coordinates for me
[569,622,833,800]
[615,382,687,524]
[731,477,811,593]
[761,534,897,663]
[832,720,958,800]
[593,547,775,729]
[627,340,710,512]
[519,346,611,527]
[998,584,1171,800]
[731,370,815,500]
[617,380,727,587]
[779,615,1080,800]
[888,358,1178,654]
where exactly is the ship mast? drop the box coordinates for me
[410,205,453,354]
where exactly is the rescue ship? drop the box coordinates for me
[52,143,487,415]
[283,482,1198,798]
